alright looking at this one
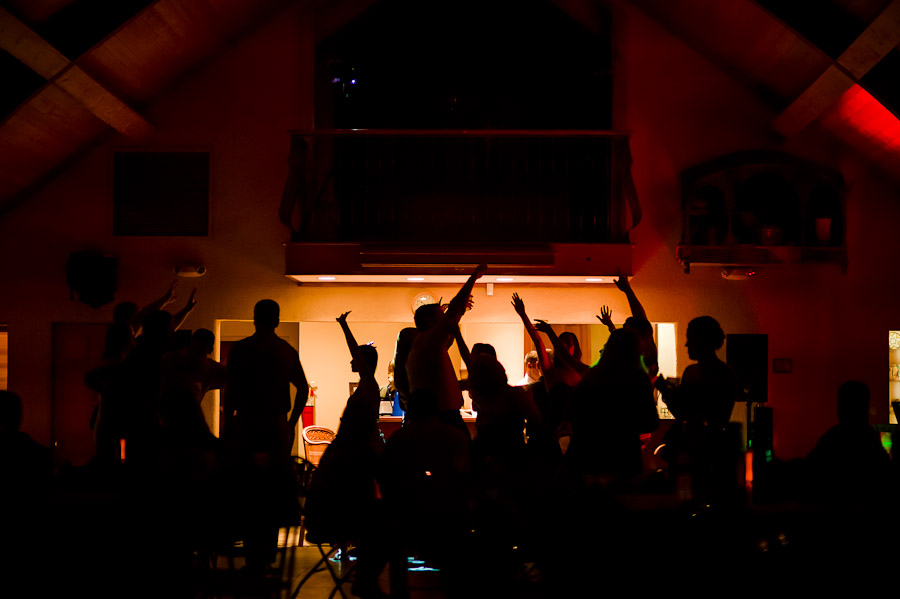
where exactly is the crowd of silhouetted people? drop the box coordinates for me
[2,270,900,597]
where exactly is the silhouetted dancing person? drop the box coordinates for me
[533,321,589,384]
[534,317,589,456]
[110,279,197,352]
[466,350,542,567]
[0,390,52,504]
[597,272,658,378]
[379,389,471,599]
[225,299,309,572]
[85,323,135,466]
[159,328,226,447]
[116,309,176,468]
[511,293,570,458]
[392,327,418,415]
[517,350,541,386]
[800,380,894,575]
[406,263,486,436]
[655,316,739,499]
[0,390,53,590]
[468,352,540,466]
[89,281,197,464]
[306,311,386,597]
[568,328,658,483]
[806,380,891,506]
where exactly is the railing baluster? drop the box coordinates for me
[300,131,624,243]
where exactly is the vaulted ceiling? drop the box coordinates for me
[627,0,900,175]
[1,0,899,215]
[0,0,293,214]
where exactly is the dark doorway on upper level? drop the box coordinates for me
[316,0,612,130]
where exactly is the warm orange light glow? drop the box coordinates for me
[120,438,126,462]
[745,450,753,484]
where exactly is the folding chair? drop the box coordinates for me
[290,539,356,599]
[301,426,336,466]
[290,455,356,599]
[194,462,306,599]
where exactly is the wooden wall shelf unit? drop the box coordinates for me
[676,151,846,274]
[676,245,848,273]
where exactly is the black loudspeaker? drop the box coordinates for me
[726,333,768,403]
[66,251,118,308]
[750,405,773,459]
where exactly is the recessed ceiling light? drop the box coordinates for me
[496,277,515,282]
[407,277,425,281]
[317,276,336,281]
[585,278,605,282]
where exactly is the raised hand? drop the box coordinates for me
[613,269,631,293]
[534,319,553,335]
[597,305,613,327]
[511,293,527,317]
[336,311,351,324]
[185,288,198,310]
[163,280,178,305]
[473,263,488,279]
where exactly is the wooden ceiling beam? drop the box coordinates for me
[0,6,69,78]
[774,0,900,137]
[838,0,900,78]
[774,66,856,136]
[0,7,153,138]
[2,1,78,25]
[54,65,154,137]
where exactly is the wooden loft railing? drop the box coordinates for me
[279,129,639,246]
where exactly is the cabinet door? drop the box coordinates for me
[52,323,107,467]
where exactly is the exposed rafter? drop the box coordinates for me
[0,7,153,137]
[624,0,900,179]
[774,0,900,136]
[773,66,856,136]
[0,0,289,209]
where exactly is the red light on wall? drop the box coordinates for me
[832,85,900,152]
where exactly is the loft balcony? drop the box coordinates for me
[280,129,639,281]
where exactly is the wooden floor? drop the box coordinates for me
[202,541,450,599]
[285,545,446,599]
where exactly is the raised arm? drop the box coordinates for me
[511,293,552,372]
[336,310,360,357]
[337,311,375,376]
[443,263,488,326]
[452,323,472,371]
[614,272,648,323]
[534,319,583,373]
[171,288,198,331]
[597,305,616,334]
[134,280,177,333]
